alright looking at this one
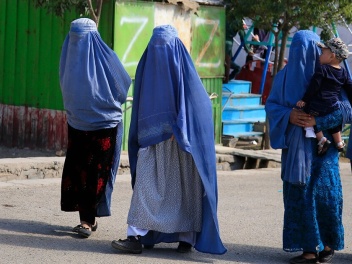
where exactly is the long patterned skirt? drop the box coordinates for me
[127,138,203,233]
[283,136,344,252]
[61,124,117,218]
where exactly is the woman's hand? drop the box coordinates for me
[289,108,316,127]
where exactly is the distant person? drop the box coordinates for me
[266,30,350,264]
[245,27,269,63]
[59,18,131,238]
[111,25,226,255]
[296,37,352,156]
[224,15,254,83]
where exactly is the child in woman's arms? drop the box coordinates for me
[296,37,352,155]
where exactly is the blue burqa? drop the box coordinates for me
[266,30,352,184]
[59,18,131,216]
[60,18,131,131]
[266,30,347,252]
[128,25,226,254]
[265,30,321,184]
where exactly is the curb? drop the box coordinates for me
[0,146,282,182]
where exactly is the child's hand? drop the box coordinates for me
[252,34,260,42]
[296,100,306,108]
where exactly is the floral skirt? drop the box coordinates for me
[283,138,344,252]
[61,124,117,215]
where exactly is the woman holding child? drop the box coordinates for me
[265,30,351,264]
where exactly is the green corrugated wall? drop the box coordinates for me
[0,0,114,110]
[201,78,223,144]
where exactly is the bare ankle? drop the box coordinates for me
[80,221,92,230]
[302,252,317,259]
[324,246,331,251]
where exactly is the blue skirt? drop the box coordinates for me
[283,137,344,252]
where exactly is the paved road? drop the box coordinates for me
[1,164,352,264]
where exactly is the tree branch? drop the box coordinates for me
[87,0,98,25]
[96,0,103,22]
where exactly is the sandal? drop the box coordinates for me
[77,225,91,238]
[336,141,345,152]
[289,254,318,264]
[319,249,335,263]
[317,137,331,156]
[72,221,98,238]
[91,221,98,231]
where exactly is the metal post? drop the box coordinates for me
[231,42,244,63]
[259,46,273,96]
[259,24,276,96]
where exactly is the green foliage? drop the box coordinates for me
[227,0,352,39]
[33,0,106,26]
[320,26,334,42]
[226,0,352,71]
[34,0,89,17]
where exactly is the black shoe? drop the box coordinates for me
[77,227,91,238]
[289,254,318,264]
[176,241,192,253]
[72,222,97,238]
[143,244,154,249]
[319,249,334,263]
[72,224,83,233]
[111,236,142,254]
[72,222,98,232]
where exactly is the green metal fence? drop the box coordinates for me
[0,0,114,110]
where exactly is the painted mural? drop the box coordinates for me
[114,2,225,77]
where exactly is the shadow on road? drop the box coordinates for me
[1,218,352,263]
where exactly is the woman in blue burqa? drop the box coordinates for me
[111,25,226,255]
[265,30,352,263]
[59,18,131,238]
